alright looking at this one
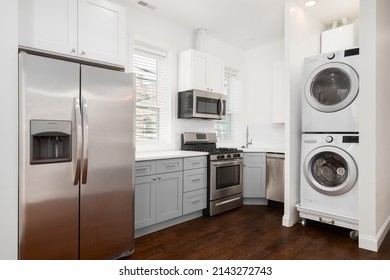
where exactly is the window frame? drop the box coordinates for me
[133,40,173,150]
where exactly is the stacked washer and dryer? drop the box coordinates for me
[296,48,360,239]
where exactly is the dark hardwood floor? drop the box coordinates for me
[127,205,390,260]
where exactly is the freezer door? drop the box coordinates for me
[18,52,80,259]
[79,65,135,259]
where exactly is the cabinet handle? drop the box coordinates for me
[191,199,201,204]
[191,178,201,182]
[164,164,177,168]
[136,167,149,171]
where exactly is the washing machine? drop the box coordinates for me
[302,48,359,133]
[297,133,359,235]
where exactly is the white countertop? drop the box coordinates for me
[242,147,285,154]
[136,150,209,161]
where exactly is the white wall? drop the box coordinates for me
[359,0,390,251]
[122,2,245,151]
[0,1,18,260]
[243,40,285,149]
[283,0,325,227]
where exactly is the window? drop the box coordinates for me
[133,43,171,144]
[215,68,241,142]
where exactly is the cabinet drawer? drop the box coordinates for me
[244,153,266,163]
[183,156,207,170]
[183,188,207,215]
[135,161,156,177]
[156,158,183,173]
[183,168,207,192]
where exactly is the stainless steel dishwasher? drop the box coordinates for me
[266,153,285,203]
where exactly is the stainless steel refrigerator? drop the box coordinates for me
[18,52,135,260]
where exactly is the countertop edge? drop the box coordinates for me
[242,148,285,154]
[136,150,209,161]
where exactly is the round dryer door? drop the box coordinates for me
[305,62,359,112]
[303,146,358,196]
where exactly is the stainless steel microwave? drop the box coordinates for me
[178,90,227,119]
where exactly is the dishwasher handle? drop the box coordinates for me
[266,153,285,159]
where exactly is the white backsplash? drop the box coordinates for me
[175,119,216,148]
[246,123,285,150]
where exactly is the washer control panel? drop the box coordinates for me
[302,134,359,145]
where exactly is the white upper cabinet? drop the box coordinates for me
[178,49,225,94]
[18,0,78,56]
[77,0,126,66]
[18,0,127,67]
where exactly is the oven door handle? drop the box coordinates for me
[211,160,243,167]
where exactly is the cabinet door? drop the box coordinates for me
[135,175,156,229]
[192,51,208,91]
[183,168,207,192]
[19,0,78,56]
[78,0,126,66]
[183,188,207,215]
[208,57,225,94]
[183,156,207,170]
[156,172,183,223]
[243,163,266,198]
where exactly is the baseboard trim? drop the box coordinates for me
[359,214,390,252]
[135,211,203,238]
[243,198,268,205]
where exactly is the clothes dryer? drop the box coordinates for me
[299,133,359,222]
[302,48,359,133]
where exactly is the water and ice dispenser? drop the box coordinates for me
[30,120,72,164]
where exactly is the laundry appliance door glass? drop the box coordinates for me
[303,146,358,196]
[305,62,359,113]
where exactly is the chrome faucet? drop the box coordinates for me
[245,126,252,148]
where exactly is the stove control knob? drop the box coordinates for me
[234,154,241,158]
[325,136,333,143]
[217,155,225,160]
[227,154,232,159]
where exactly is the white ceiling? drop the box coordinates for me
[128,0,360,49]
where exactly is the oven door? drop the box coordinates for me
[210,159,243,200]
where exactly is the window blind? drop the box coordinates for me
[133,45,167,141]
[216,68,240,141]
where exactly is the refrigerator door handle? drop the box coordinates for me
[73,97,82,185]
[81,98,89,185]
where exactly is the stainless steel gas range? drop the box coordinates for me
[181,132,243,216]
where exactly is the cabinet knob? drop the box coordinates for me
[152,177,157,181]
[158,176,162,180]
[71,48,76,53]
[81,50,86,55]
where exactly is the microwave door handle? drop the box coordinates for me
[81,98,89,185]
[218,98,222,119]
[73,97,82,185]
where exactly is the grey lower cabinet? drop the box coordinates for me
[135,156,207,230]
[182,156,207,215]
[134,158,183,230]
[243,153,266,198]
